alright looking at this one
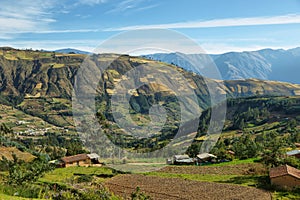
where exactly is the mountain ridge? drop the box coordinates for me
[0,47,299,105]
[144,47,300,84]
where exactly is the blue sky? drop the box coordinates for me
[1,0,300,54]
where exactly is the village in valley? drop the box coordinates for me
[0,0,300,196]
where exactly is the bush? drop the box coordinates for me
[77,174,93,183]
[131,187,151,200]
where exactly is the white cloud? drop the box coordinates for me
[105,14,300,31]
[0,39,102,51]
[0,0,57,38]
[106,0,154,14]
[5,29,100,34]
[134,4,159,12]
[77,0,107,6]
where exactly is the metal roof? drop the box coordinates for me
[87,153,100,159]
[173,155,190,160]
[286,149,300,156]
[197,153,217,159]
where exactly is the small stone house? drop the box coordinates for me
[269,164,300,190]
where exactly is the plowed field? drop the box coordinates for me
[158,163,266,175]
[105,174,271,200]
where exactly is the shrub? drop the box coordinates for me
[77,174,93,183]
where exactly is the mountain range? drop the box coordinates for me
[54,48,91,55]
[144,47,300,84]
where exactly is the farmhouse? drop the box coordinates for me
[61,154,91,167]
[269,164,300,189]
[173,155,194,165]
[286,149,300,158]
[196,153,217,164]
[87,153,101,164]
[60,153,101,167]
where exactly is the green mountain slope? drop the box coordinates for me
[0,47,300,154]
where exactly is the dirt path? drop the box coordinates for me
[104,174,272,200]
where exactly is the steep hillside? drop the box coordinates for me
[0,48,300,153]
[0,146,35,162]
[0,48,299,106]
[197,96,300,138]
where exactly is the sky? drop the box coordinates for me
[1,0,300,54]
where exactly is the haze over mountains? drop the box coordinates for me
[144,47,300,84]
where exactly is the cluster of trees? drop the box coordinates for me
[186,96,300,167]
[233,107,270,129]
[206,130,300,168]
[0,154,54,185]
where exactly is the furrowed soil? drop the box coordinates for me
[158,163,267,175]
[104,174,271,200]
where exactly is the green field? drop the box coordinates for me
[39,166,115,184]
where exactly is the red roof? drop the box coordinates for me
[269,165,300,179]
[61,154,89,164]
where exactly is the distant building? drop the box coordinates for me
[269,165,300,190]
[173,155,194,165]
[61,154,91,167]
[286,150,300,158]
[87,153,101,164]
[60,153,101,168]
[294,143,300,148]
[196,153,217,164]
[166,158,172,165]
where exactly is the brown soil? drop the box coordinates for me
[104,174,271,200]
[158,163,267,175]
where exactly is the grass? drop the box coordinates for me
[0,183,47,200]
[0,192,41,200]
[52,63,65,68]
[39,166,114,184]
[272,190,300,200]
[211,158,259,167]
[245,122,281,133]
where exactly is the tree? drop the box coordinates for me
[7,155,54,185]
[232,134,258,159]
[261,136,287,168]
[186,142,201,158]
[287,119,297,131]
[211,139,233,160]
[239,119,245,130]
